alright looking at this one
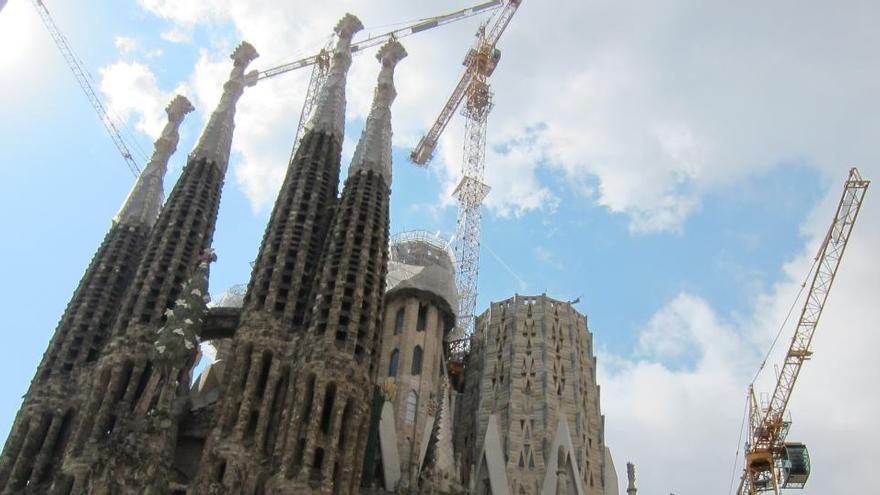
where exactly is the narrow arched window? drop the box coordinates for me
[405,391,418,425]
[411,346,423,375]
[388,349,399,377]
[416,304,428,332]
[394,307,405,335]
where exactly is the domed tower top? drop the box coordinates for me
[386,230,458,331]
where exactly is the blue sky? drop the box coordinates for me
[1,1,878,493]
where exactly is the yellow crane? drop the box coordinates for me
[737,168,870,494]
[411,0,523,349]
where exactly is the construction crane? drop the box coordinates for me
[737,168,869,494]
[33,0,501,175]
[31,0,143,177]
[410,0,523,348]
[254,0,504,160]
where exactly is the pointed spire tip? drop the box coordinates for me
[115,94,193,227]
[190,40,258,171]
[302,15,361,138]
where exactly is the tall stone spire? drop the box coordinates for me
[190,42,259,171]
[230,13,362,332]
[307,13,363,136]
[347,41,407,184]
[78,251,217,494]
[0,95,195,493]
[115,95,194,227]
[627,462,638,495]
[60,42,257,494]
[192,17,363,494]
[268,40,407,494]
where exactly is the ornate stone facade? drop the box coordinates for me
[456,295,611,495]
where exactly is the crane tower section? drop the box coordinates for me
[411,0,522,343]
[739,167,869,495]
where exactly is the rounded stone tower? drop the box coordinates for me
[377,230,457,487]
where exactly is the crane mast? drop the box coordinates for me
[32,0,142,176]
[411,0,522,345]
[738,167,870,494]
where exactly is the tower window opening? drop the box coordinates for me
[320,383,337,434]
[405,391,417,425]
[388,349,399,377]
[394,307,405,335]
[411,346,423,375]
[416,304,428,332]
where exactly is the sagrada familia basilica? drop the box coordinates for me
[0,13,622,495]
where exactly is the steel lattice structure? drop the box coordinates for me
[738,167,870,495]
[411,0,522,342]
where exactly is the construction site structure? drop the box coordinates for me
[737,168,870,494]
[411,0,523,350]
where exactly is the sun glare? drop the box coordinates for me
[0,0,40,68]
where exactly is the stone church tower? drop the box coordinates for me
[267,38,407,495]
[457,295,611,495]
[0,94,194,494]
[190,15,364,493]
[58,42,259,494]
[369,231,458,490]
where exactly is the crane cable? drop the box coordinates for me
[727,397,749,495]
[749,252,820,385]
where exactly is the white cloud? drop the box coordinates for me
[113,36,138,54]
[600,180,880,494]
[99,60,172,140]
[121,1,879,231]
[160,26,193,44]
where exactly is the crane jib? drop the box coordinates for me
[739,168,869,495]
[256,0,504,81]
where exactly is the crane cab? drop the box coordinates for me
[780,443,810,489]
